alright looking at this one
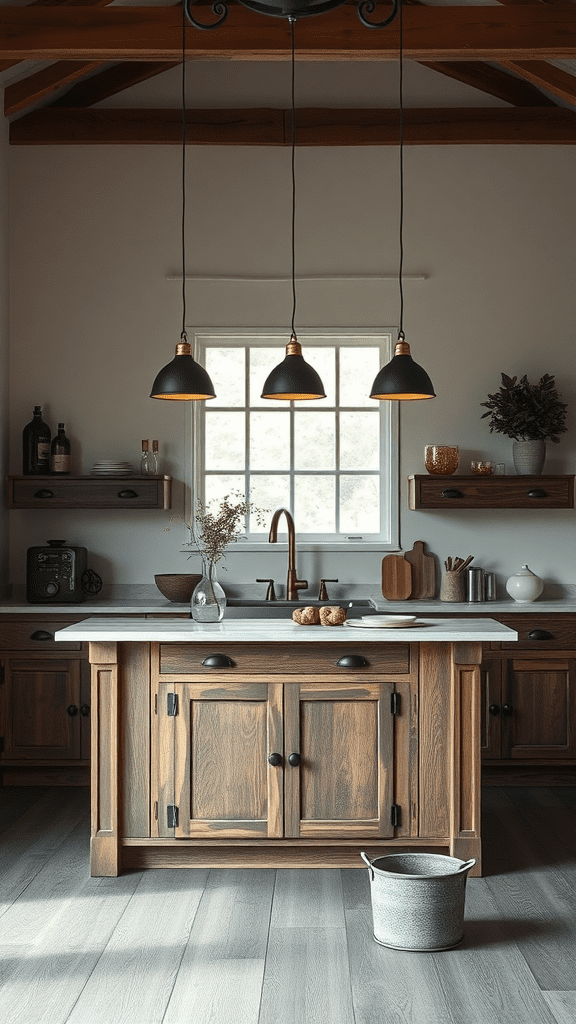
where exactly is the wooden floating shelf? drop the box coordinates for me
[408,474,574,510]
[7,475,172,510]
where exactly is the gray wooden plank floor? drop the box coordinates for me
[0,786,574,1024]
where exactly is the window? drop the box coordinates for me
[188,329,398,551]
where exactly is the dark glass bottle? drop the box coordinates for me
[50,423,71,475]
[22,406,51,475]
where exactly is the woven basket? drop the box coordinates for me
[154,574,202,603]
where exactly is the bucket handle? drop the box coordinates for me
[360,851,374,880]
[457,859,476,875]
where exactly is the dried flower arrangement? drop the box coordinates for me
[168,492,269,567]
[480,373,567,443]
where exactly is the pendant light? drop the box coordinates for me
[150,3,216,401]
[185,0,399,30]
[261,19,326,401]
[370,0,435,401]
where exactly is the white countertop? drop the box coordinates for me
[54,616,518,643]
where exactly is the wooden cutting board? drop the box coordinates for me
[381,555,412,600]
[404,540,437,599]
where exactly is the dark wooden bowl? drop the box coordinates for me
[154,574,202,603]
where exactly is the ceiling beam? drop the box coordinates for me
[0,0,112,75]
[4,61,104,116]
[499,59,576,106]
[416,60,557,107]
[9,105,576,146]
[49,61,181,109]
[2,6,576,62]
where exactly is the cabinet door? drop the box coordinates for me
[503,658,576,760]
[283,681,395,839]
[1,658,83,760]
[158,681,283,839]
[480,658,503,759]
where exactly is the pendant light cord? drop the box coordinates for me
[181,1,188,344]
[290,16,297,339]
[398,0,404,342]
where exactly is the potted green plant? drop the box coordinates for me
[480,373,567,475]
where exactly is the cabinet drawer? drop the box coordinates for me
[157,642,411,676]
[0,619,84,651]
[7,475,170,510]
[497,615,576,650]
[408,475,574,510]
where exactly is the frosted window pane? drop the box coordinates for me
[205,348,245,407]
[294,412,335,470]
[205,475,246,507]
[250,412,290,470]
[302,346,335,407]
[340,476,380,533]
[340,347,381,407]
[205,412,245,470]
[247,475,290,528]
[295,476,335,532]
[340,412,380,470]
[250,347,287,407]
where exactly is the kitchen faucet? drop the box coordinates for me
[268,508,308,601]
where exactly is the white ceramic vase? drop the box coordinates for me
[505,565,544,603]
[512,439,546,475]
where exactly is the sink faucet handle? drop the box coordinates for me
[318,578,338,601]
[257,578,277,601]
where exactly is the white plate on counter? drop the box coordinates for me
[346,615,419,629]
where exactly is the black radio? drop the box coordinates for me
[26,540,88,603]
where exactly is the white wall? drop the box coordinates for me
[7,63,576,589]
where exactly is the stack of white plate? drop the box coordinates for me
[90,461,134,477]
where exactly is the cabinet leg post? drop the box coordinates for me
[90,643,120,877]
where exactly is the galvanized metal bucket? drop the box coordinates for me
[360,851,476,951]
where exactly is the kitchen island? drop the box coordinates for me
[55,616,517,877]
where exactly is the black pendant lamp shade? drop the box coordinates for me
[370,335,435,401]
[150,339,216,400]
[261,335,326,400]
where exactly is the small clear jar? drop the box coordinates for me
[424,445,459,475]
[471,460,493,475]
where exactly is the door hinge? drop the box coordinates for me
[167,804,179,828]
[167,692,178,717]
[390,691,401,715]
[390,804,401,827]
[154,801,158,821]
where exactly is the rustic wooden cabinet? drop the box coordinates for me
[481,614,576,772]
[7,475,171,510]
[408,474,574,510]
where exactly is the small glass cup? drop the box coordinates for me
[424,445,459,475]
[494,463,506,475]
[471,460,493,475]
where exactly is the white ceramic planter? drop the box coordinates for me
[505,565,544,603]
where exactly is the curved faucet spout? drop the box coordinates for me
[268,508,308,602]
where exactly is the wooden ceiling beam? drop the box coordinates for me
[2,6,576,62]
[4,61,104,116]
[49,61,181,109]
[416,60,557,107]
[0,0,113,75]
[9,105,576,146]
[499,59,576,106]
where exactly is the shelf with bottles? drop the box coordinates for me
[7,475,172,510]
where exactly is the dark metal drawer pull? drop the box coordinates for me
[202,654,234,668]
[67,704,78,716]
[441,489,463,499]
[527,489,547,498]
[117,489,138,499]
[80,704,90,717]
[502,703,514,717]
[488,703,500,716]
[527,629,554,641]
[336,654,368,668]
[288,752,301,767]
[34,489,54,499]
[30,630,53,641]
[268,753,282,767]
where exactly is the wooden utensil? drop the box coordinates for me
[381,555,412,600]
[404,540,437,599]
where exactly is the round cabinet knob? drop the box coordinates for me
[488,703,500,716]
[502,704,514,717]
[268,753,282,767]
[80,704,90,717]
[67,704,78,716]
[288,752,301,767]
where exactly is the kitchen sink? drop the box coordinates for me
[224,599,376,619]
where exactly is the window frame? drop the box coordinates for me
[186,328,399,553]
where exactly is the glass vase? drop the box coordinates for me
[191,560,227,622]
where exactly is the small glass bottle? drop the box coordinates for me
[147,440,158,476]
[22,405,51,475]
[141,439,150,475]
[50,423,71,475]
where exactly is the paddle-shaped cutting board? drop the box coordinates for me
[404,540,437,599]
[381,554,412,600]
